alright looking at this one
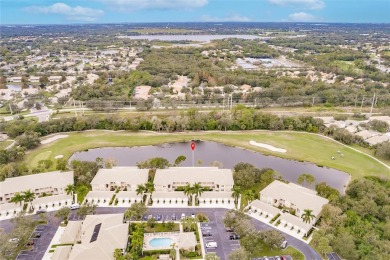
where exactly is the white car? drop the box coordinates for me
[181,213,186,219]
[70,203,80,210]
[206,242,217,248]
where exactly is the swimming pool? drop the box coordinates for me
[149,238,173,248]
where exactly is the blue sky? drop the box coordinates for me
[1,0,389,24]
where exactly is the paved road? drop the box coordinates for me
[0,208,322,260]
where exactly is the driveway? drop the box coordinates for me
[0,207,322,260]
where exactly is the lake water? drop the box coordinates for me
[118,34,261,42]
[69,141,349,193]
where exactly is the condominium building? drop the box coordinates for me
[154,167,234,192]
[90,167,148,192]
[0,171,73,204]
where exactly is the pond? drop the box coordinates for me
[69,141,350,193]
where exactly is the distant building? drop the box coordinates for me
[7,77,22,83]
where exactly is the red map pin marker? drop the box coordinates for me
[191,142,196,151]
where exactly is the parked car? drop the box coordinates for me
[181,213,186,219]
[206,242,217,248]
[36,209,47,214]
[157,214,162,221]
[70,203,80,210]
[280,240,288,249]
[143,215,148,221]
[263,257,269,260]
[225,227,233,232]
[147,214,153,220]
[26,239,35,246]
[229,233,240,240]
[191,213,195,218]
[281,256,287,260]
[202,231,212,237]
[275,256,282,260]
[31,232,41,238]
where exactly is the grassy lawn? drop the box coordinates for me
[0,140,13,150]
[251,246,304,260]
[24,130,389,179]
[144,223,180,233]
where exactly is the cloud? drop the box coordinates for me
[99,0,208,10]
[201,14,251,22]
[25,3,104,21]
[288,12,317,22]
[268,0,325,9]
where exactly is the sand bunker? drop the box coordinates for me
[41,135,69,144]
[249,141,287,153]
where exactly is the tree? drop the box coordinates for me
[136,184,146,196]
[15,132,41,149]
[259,230,285,249]
[174,155,186,166]
[229,248,250,260]
[192,182,203,205]
[181,216,197,232]
[145,181,155,194]
[375,141,390,160]
[39,75,49,86]
[10,192,24,207]
[184,183,193,205]
[301,209,316,236]
[22,190,35,211]
[76,202,96,219]
[233,165,256,189]
[55,207,71,223]
[124,202,147,221]
[297,173,316,188]
[56,158,68,171]
[243,189,255,205]
[231,186,241,206]
[65,184,76,203]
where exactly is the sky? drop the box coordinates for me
[1,0,389,24]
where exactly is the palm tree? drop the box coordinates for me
[136,184,146,196]
[231,186,241,208]
[243,189,255,205]
[145,181,155,194]
[65,184,76,203]
[10,192,24,207]
[301,209,316,236]
[192,183,204,205]
[22,190,35,211]
[183,183,193,205]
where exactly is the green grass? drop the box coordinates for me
[24,130,389,179]
[0,140,13,150]
[252,246,304,260]
[144,223,180,233]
